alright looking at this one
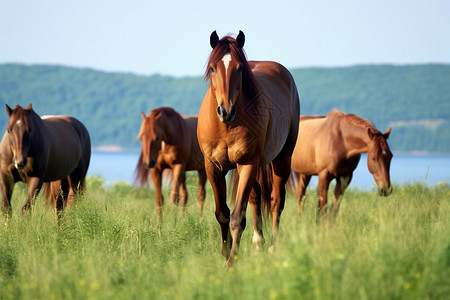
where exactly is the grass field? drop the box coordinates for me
[0,176,449,299]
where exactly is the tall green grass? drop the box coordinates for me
[1,177,449,299]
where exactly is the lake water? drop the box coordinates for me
[88,152,450,189]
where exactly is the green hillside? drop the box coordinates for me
[0,63,449,152]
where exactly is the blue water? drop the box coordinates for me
[88,152,450,188]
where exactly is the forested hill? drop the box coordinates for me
[0,63,449,152]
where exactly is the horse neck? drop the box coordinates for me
[28,113,45,154]
[342,124,372,158]
[159,113,183,145]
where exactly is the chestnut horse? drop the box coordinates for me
[134,107,206,220]
[291,110,393,217]
[197,31,300,267]
[0,104,91,216]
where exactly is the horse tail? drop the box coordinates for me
[134,151,149,186]
[230,164,273,216]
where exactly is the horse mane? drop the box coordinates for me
[334,109,388,155]
[329,109,379,133]
[204,34,259,100]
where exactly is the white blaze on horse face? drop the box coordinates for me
[222,53,232,75]
[16,120,22,125]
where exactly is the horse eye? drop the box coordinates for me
[209,66,215,73]
[372,157,376,161]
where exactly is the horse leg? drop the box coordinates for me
[317,171,333,218]
[178,171,188,213]
[22,177,43,216]
[171,164,186,210]
[296,173,311,215]
[249,180,264,251]
[150,168,164,221]
[197,169,207,213]
[332,174,353,218]
[268,166,290,253]
[1,174,15,217]
[228,163,257,268]
[204,161,231,260]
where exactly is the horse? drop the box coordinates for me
[134,107,207,220]
[197,31,300,267]
[291,109,393,218]
[0,104,91,216]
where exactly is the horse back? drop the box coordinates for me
[40,116,91,181]
[292,116,344,175]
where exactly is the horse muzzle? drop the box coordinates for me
[378,184,393,197]
[13,156,27,170]
[217,104,236,124]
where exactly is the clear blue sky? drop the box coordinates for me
[1,0,449,77]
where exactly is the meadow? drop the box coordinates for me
[0,176,449,300]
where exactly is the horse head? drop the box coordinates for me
[5,104,33,170]
[137,110,164,169]
[367,127,393,196]
[206,30,251,124]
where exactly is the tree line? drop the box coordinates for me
[0,63,448,152]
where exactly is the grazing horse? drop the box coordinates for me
[291,110,393,217]
[197,31,300,267]
[134,107,207,220]
[0,104,91,216]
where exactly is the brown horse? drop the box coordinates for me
[0,104,91,216]
[197,31,300,267]
[134,107,206,220]
[291,110,393,217]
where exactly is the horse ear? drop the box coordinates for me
[6,104,13,117]
[367,128,376,140]
[26,103,33,111]
[210,30,219,49]
[236,30,245,48]
[141,112,146,121]
[383,128,392,140]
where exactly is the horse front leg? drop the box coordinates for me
[332,174,353,218]
[317,170,333,219]
[1,174,15,217]
[197,169,207,213]
[171,164,187,212]
[22,177,43,216]
[228,163,257,268]
[150,168,164,221]
[204,160,231,260]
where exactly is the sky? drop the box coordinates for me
[1,0,449,77]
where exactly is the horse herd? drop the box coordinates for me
[0,31,393,267]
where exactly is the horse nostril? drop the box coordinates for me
[217,106,227,119]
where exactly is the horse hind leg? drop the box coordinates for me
[249,180,264,251]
